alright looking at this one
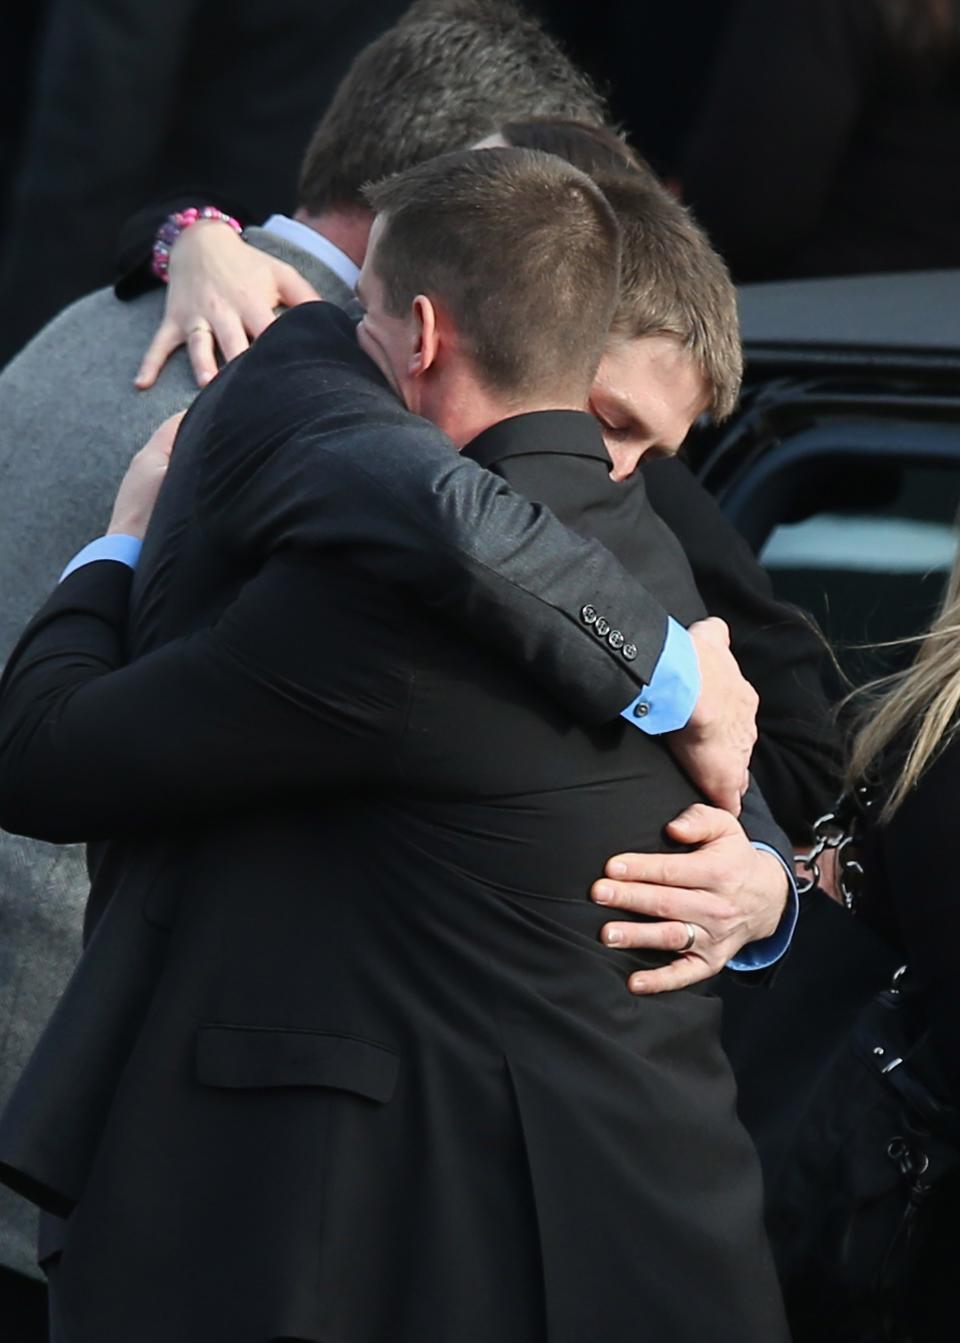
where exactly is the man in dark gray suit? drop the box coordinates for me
[0,1,784,1304]
[0,147,791,1343]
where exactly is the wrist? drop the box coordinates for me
[685,680,710,736]
[60,534,142,582]
[152,205,242,282]
[624,619,700,737]
[106,517,147,541]
[752,848,791,939]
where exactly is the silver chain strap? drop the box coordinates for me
[795,786,876,909]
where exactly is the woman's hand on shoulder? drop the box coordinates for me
[134,221,321,391]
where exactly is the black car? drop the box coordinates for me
[689,269,960,689]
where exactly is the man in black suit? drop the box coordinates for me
[0,148,790,1341]
[0,11,625,1322]
[0,11,778,1321]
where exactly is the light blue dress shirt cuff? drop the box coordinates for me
[726,843,799,971]
[59,534,142,583]
[620,617,701,735]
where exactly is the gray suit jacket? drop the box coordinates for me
[0,228,344,1277]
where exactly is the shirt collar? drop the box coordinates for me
[261,214,360,292]
[464,410,611,471]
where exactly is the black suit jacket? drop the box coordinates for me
[111,206,839,840]
[0,326,790,1340]
[643,457,840,840]
[128,303,675,715]
[129,300,832,836]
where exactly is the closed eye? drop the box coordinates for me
[595,415,633,442]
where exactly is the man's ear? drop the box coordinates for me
[410,295,439,377]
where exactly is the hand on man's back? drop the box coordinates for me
[107,411,186,540]
[668,617,758,816]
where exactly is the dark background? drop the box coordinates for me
[0,0,733,365]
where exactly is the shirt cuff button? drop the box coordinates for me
[632,700,650,719]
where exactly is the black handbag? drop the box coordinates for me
[763,792,960,1343]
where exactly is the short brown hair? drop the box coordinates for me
[298,2,606,215]
[364,147,621,401]
[502,117,655,181]
[597,171,743,421]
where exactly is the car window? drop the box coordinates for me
[759,459,959,687]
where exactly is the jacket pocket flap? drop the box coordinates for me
[196,1025,399,1102]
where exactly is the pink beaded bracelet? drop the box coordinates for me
[150,205,243,282]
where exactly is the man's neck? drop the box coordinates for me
[292,206,372,268]
[427,375,584,450]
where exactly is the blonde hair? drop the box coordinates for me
[846,548,960,820]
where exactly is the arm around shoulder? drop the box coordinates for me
[194,309,672,726]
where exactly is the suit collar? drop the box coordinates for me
[464,410,611,470]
